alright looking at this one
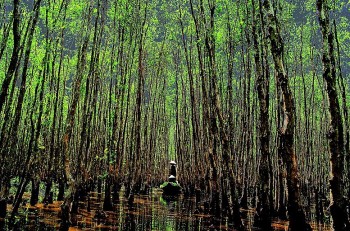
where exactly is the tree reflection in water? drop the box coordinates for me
[2,188,331,230]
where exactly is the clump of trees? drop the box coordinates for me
[0,0,349,230]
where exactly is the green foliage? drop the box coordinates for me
[160,181,180,189]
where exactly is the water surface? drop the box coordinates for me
[1,189,331,230]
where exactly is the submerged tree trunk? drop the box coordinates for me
[252,0,272,229]
[30,179,40,206]
[204,1,244,229]
[9,0,42,218]
[43,180,53,204]
[317,1,349,230]
[60,4,92,227]
[57,179,65,201]
[263,1,311,230]
[103,176,113,211]
[0,198,6,218]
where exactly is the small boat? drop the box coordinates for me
[160,176,182,195]
[160,161,182,196]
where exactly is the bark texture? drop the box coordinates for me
[263,0,311,230]
[317,0,349,230]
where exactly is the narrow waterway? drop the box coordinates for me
[0,188,331,230]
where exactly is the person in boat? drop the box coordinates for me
[161,162,181,195]
[169,175,176,182]
[169,161,177,178]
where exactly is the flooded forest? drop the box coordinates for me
[0,0,349,230]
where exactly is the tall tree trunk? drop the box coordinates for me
[263,0,311,230]
[9,0,42,218]
[333,18,350,203]
[60,4,93,227]
[0,0,21,218]
[204,1,244,229]
[252,0,271,229]
[316,1,349,230]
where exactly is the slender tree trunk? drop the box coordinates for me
[317,1,349,230]
[0,0,20,114]
[333,18,350,203]
[204,1,244,229]
[252,0,271,229]
[9,0,42,218]
[60,4,92,227]
[30,179,40,206]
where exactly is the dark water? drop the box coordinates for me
[0,189,331,230]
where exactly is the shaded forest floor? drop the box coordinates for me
[1,189,331,230]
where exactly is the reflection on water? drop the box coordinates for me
[1,188,331,230]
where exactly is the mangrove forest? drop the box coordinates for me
[0,0,349,230]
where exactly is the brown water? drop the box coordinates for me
[0,189,331,230]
